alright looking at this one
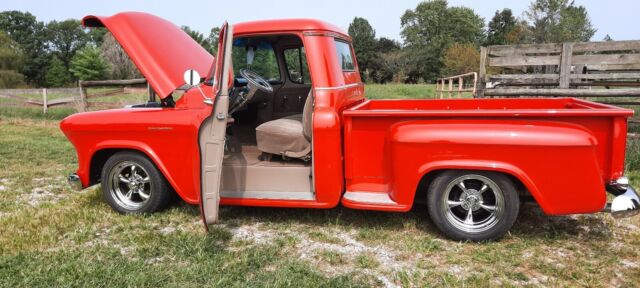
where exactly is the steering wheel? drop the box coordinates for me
[229,69,274,114]
[239,69,273,93]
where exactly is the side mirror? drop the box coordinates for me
[183,69,202,86]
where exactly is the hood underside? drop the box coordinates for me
[83,12,214,99]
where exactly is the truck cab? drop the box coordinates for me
[61,12,640,242]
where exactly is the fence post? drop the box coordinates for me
[42,88,47,114]
[458,77,463,98]
[78,80,88,112]
[448,78,453,98]
[478,46,487,98]
[559,42,574,89]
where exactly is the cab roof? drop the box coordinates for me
[233,18,349,39]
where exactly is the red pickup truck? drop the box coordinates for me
[61,12,640,241]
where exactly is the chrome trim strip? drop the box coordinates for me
[314,83,363,91]
[343,191,397,205]
[220,190,315,201]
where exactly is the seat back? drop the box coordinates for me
[302,90,313,141]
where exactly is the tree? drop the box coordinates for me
[0,11,49,86]
[348,17,377,81]
[101,33,141,79]
[400,0,485,81]
[86,28,107,47]
[366,38,402,84]
[442,43,480,76]
[207,27,220,54]
[526,0,596,43]
[45,56,71,87]
[487,9,519,45]
[182,25,219,54]
[69,45,110,81]
[377,37,401,54]
[47,19,88,69]
[0,31,25,88]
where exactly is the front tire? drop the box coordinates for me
[101,151,172,214]
[427,170,520,241]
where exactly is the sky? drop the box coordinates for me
[0,0,634,42]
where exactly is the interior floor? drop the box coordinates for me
[223,142,308,168]
[220,139,313,199]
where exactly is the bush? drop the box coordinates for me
[441,43,480,77]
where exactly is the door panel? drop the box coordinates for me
[199,23,234,228]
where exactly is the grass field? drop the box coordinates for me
[1,85,640,287]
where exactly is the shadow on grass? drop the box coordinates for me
[177,200,614,242]
[90,186,614,242]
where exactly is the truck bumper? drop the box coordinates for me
[67,173,83,191]
[602,186,640,218]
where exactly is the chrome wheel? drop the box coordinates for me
[108,161,152,210]
[441,174,505,234]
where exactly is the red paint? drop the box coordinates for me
[82,12,214,98]
[61,13,634,218]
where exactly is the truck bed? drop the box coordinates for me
[341,98,633,214]
[344,97,632,117]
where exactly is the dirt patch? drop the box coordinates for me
[25,187,66,207]
[225,223,406,287]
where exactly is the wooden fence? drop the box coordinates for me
[78,78,148,112]
[436,72,478,98]
[0,88,80,112]
[0,79,148,113]
[477,40,640,101]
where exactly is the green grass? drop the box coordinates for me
[1,85,639,287]
[365,83,437,99]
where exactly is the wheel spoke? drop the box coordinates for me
[479,184,489,194]
[140,176,150,183]
[464,208,474,224]
[138,189,150,200]
[447,200,462,208]
[457,181,467,192]
[125,189,134,199]
[131,165,137,177]
[480,203,496,211]
[118,175,130,183]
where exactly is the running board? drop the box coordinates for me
[342,191,397,205]
[341,191,409,212]
[220,190,315,201]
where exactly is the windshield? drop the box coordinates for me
[232,38,280,82]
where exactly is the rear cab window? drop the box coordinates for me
[334,40,356,71]
[283,47,311,84]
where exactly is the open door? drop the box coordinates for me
[199,23,234,230]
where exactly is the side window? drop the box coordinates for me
[283,47,311,84]
[334,40,355,71]
[232,40,280,81]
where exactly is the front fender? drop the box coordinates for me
[387,119,605,215]
[89,140,182,196]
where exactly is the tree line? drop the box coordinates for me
[0,0,601,88]
[350,0,599,83]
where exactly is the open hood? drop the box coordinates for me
[83,12,214,99]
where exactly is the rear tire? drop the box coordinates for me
[101,151,172,214]
[427,170,519,241]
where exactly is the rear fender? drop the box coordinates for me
[387,120,605,215]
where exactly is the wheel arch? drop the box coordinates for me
[88,142,181,199]
[413,161,542,208]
